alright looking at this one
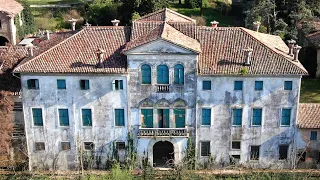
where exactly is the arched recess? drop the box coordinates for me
[139,98,154,128]
[156,98,170,108]
[0,36,9,46]
[139,98,154,107]
[172,98,187,108]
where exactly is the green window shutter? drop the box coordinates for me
[115,109,124,126]
[141,109,153,128]
[158,109,169,128]
[174,109,185,128]
[141,65,151,84]
[234,81,243,90]
[284,81,292,90]
[201,109,211,125]
[112,81,116,90]
[157,65,169,84]
[119,80,123,90]
[174,64,184,85]
[281,109,291,126]
[82,109,92,126]
[310,131,317,140]
[59,109,69,126]
[85,80,89,90]
[201,141,210,156]
[254,81,263,91]
[57,79,66,89]
[33,108,43,126]
[202,81,211,90]
[233,109,242,126]
[27,80,32,89]
[252,109,262,126]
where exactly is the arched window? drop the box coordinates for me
[174,64,184,85]
[141,64,151,84]
[157,65,169,84]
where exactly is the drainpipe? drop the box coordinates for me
[293,76,302,169]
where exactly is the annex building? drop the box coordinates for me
[13,9,309,170]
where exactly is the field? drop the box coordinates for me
[300,78,320,103]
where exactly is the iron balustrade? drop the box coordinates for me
[156,84,170,93]
[137,128,188,137]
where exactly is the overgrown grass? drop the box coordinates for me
[300,78,320,103]
[26,0,81,5]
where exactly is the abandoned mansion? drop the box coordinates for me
[11,9,313,170]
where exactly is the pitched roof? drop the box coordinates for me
[298,103,320,128]
[124,23,201,53]
[136,8,195,23]
[197,27,308,75]
[0,0,23,16]
[14,26,131,74]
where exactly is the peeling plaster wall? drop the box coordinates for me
[21,74,128,170]
[297,129,320,164]
[196,76,301,168]
[0,12,16,45]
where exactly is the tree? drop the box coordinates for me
[16,0,36,39]
[86,0,120,26]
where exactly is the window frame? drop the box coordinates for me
[61,141,71,151]
[115,108,125,127]
[254,81,263,91]
[234,81,243,91]
[279,144,289,160]
[113,80,124,90]
[232,108,242,126]
[202,80,211,90]
[34,142,45,152]
[281,108,291,127]
[116,142,126,150]
[27,79,39,90]
[284,81,293,91]
[310,131,318,141]
[57,79,66,90]
[141,64,152,85]
[250,145,260,161]
[32,108,43,127]
[201,108,211,126]
[174,64,184,85]
[80,79,90,90]
[58,108,69,127]
[252,108,262,126]
[200,141,210,157]
[231,141,241,150]
[81,108,93,127]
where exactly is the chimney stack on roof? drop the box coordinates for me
[68,18,77,31]
[253,21,261,32]
[111,19,120,26]
[287,39,296,56]
[210,21,219,28]
[96,48,106,68]
[293,45,302,62]
[243,48,253,66]
[46,30,50,40]
[27,45,34,57]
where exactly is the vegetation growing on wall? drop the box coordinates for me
[16,0,36,40]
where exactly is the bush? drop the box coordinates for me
[185,0,201,8]
[190,16,206,26]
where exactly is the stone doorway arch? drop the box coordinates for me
[0,36,9,46]
[153,141,174,167]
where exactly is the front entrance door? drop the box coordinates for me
[158,109,169,128]
[153,141,174,167]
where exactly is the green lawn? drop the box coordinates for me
[300,78,320,103]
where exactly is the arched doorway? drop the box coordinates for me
[0,36,9,46]
[153,141,174,167]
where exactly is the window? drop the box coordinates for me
[157,65,169,84]
[201,141,210,156]
[84,142,94,151]
[116,142,125,150]
[59,109,69,126]
[57,79,66,89]
[231,141,241,150]
[255,81,263,91]
[232,109,242,126]
[311,131,318,141]
[115,109,124,126]
[61,142,71,151]
[158,109,169,128]
[252,108,262,126]
[230,155,240,164]
[202,81,211,90]
[234,81,243,90]
[281,108,291,126]
[284,81,292,90]
[174,109,185,128]
[141,109,153,128]
[250,146,260,160]
[174,64,184,85]
[32,108,43,126]
[82,109,92,126]
[80,80,89,90]
[27,79,39,89]
[113,80,123,90]
[141,64,151,84]
[279,145,289,160]
[35,142,45,151]
[201,109,211,125]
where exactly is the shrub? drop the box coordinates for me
[190,16,206,26]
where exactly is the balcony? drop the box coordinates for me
[137,128,188,137]
[156,84,170,93]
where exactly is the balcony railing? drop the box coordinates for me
[137,128,188,137]
[156,84,170,93]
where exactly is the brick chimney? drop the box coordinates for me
[253,21,261,32]
[111,19,120,26]
[243,48,253,66]
[68,18,77,31]
[46,30,50,40]
[27,45,34,57]
[96,48,106,68]
[210,21,219,28]
[287,39,296,56]
[293,45,302,62]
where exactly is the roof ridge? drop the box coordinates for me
[14,29,85,72]
[239,27,308,75]
[164,8,196,23]
[135,9,165,22]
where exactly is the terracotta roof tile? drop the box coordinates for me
[0,0,23,16]
[14,26,131,74]
[298,103,320,128]
[136,8,195,23]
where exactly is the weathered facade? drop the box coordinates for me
[13,9,309,170]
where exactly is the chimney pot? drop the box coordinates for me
[293,45,302,61]
[46,30,50,40]
[68,18,77,31]
[210,21,219,28]
[253,21,261,32]
[27,45,34,57]
[111,19,120,26]
[96,48,106,68]
[287,39,296,56]
[243,48,253,66]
